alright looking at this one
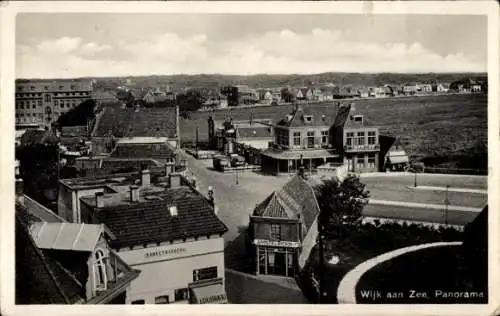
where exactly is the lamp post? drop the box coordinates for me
[414,170,418,187]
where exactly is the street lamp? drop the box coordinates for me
[414,170,417,188]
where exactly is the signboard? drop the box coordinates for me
[253,239,301,248]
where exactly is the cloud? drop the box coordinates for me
[16,30,485,78]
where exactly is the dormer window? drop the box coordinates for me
[304,115,312,122]
[169,205,178,217]
[353,115,364,123]
[93,249,108,291]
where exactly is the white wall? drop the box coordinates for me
[119,236,225,304]
[237,139,271,150]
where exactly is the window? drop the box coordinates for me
[94,249,108,291]
[174,288,189,302]
[368,131,376,145]
[155,295,169,304]
[346,132,354,146]
[44,86,49,91]
[321,130,329,145]
[44,94,52,103]
[356,156,365,170]
[356,132,365,145]
[131,300,145,304]
[193,266,218,282]
[54,100,59,107]
[30,86,35,91]
[293,132,301,146]
[307,131,315,148]
[368,154,376,169]
[270,224,281,240]
[304,115,312,122]
[32,103,36,109]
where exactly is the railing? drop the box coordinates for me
[344,144,380,152]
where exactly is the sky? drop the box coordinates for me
[16,13,487,79]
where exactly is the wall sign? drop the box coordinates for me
[253,239,301,248]
[145,247,187,259]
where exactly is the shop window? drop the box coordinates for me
[193,266,218,282]
[270,224,281,241]
[174,288,189,302]
[368,154,376,169]
[368,131,376,145]
[356,132,365,145]
[131,299,145,304]
[356,156,365,170]
[93,249,108,291]
[293,132,301,146]
[155,295,169,304]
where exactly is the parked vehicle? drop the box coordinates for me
[230,154,246,167]
[213,155,230,171]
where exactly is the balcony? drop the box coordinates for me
[344,144,380,153]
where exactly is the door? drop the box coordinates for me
[347,157,354,172]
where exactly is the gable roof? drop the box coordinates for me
[82,186,228,248]
[22,195,67,223]
[93,106,178,138]
[30,222,109,252]
[253,175,320,232]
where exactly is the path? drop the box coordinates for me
[336,241,463,304]
[409,186,487,194]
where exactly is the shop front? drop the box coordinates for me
[188,278,228,304]
[254,239,301,277]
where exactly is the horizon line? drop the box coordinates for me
[16,71,488,81]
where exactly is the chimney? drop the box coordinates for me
[141,169,151,187]
[95,192,104,208]
[130,185,140,202]
[169,173,181,188]
[208,186,216,214]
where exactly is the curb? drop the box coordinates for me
[336,241,462,304]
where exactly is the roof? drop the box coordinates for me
[276,104,339,127]
[30,222,109,252]
[15,206,85,304]
[16,79,93,93]
[253,175,320,232]
[81,186,228,248]
[237,125,273,138]
[93,106,178,138]
[110,142,176,159]
[22,195,66,223]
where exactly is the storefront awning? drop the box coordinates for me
[191,284,228,304]
[262,149,339,160]
[388,155,409,164]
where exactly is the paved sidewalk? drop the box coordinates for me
[408,185,487,194]
[369,199,483,213]
[336,241,462,304]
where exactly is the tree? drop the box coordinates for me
[281,88,295,103]
[315,174,370,237]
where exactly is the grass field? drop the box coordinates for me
[179,94,487,168]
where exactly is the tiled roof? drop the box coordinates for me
[16,79,93,93]
[277,104,339,127]
[85,186,228,248]
[253,175,319,233]
[110,142,176,159]
[93,106,177,138]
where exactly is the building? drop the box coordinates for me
[248,175,320,277]
[339,109,381,173]
[259,103,351,175]
[90,105,180,155]
[75,171,229,304]
[379,135,410,171]
[221,85,259,106]
[15,181,139,304]
[15,79,94,128]
[208,117,274,152]
[402,83,420,95]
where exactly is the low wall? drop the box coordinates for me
[336,241,462,304]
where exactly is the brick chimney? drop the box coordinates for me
[130,185,140,202]
[169,173,181,188]
[141,169,151,187]
[95,192,104,208]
